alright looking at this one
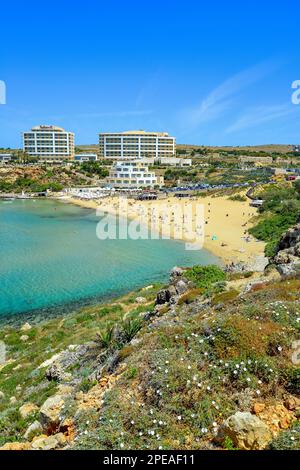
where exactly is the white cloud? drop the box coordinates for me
[179,59,281,132]
[225,104,293,134]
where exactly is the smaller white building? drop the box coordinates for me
[74,153,98,163]
[158,157,192,167]
[0,153,12,164]
[107,161,163,188]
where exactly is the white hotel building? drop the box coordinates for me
[107,161,164,189]
[23,125,75,161]
[99,130,176,160]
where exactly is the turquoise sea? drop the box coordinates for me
[0,199,219,320]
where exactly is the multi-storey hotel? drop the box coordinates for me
[107,161,164,188]
[99,130,176,160]
[23,125,75,161]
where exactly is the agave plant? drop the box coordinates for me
[120,317,142,342]
[96,324,114,348]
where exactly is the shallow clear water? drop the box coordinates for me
[0,199,219,319]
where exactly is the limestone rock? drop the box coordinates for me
[154,304,169,315]
[31,433,67,450]
[59,417,75,441]
[276,223,300,252]
[56,384,74,396]
[272,223,300,276]
[253,403,296,434]
[20,335,29,342]
[156,286,176,305]
[46,363,63,382]
[276,263,300,278]
[218,411,272,450]
[19,403,39,419]
[0,391,5,400]
[38,353,61,370]
[45,363,72,383]
[175,279,188,295]
[0,441,31,450]
[135,296,147,304]
[156,289,170,305]
[20,322,32,332]
[10,396,17,404]
[284,395,300,412]
[252,403,266,414]
[24,420,43,441]
[39,395,65,433]
[170,266,184,282]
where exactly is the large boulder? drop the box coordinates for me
[170,266,184,282]
[38,343,94,371]
[0,442,31,450]
[31,433,67,450]
[276,223,300,252]
[272,223,300,277]
[156,286,176,305]
[276,262,300,278]
[175,279,188,295]
[39,395,65,434]
[217,411,272,450]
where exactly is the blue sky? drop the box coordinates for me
[0,0,300,148]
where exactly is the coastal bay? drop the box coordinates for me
[0,199,218,319]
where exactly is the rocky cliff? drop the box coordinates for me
[272,223,300,277]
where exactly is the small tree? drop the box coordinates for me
[294,179,300,194]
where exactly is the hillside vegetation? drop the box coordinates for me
[0,266,299,451]
[249,183,300,257]
[0,166,86,193]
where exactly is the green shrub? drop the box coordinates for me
[211,289,239,305]
[268,422,300,450]
[249,185,300,257]
[222,435,238,450]
[185,265,226,290]
[228,194,247,202]
[177,288,203,305]
[280,367,300,395]
[79,378,97,393]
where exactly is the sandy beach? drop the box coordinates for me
[64,193,266,266]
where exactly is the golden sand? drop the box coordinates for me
[65,194,265,265]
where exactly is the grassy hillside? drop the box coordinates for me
[249,183,300,257]
[0,268,299,450]
[177,144,295,154]
[0,165,88,193]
